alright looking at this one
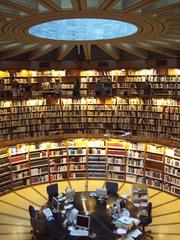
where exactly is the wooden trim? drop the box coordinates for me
[0,0,38,14]
[98,0,113,10]
[71,0,80,10]
[143,3,180,15]
[0,134,179,148]
[36,0,61,11]
[123,0,158,13]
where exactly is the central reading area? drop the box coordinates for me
[28,18,138,41]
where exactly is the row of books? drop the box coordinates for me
[145,170,163,179]
[31,167,48,176]
[165,158,180,167]
[31,175,49,183]
[145,178,162,188]
[107,157,125,165]
[50,165,67,172]
[107,165,125,172]
[165,166,179,176]
[0,97,179,107]
[69,172,87,178]
[163,183,180,196]
[88,156,106,162]
[69,164,86,170]
[107,172,125,180]
[11,163,29,171]
[12,171,29,180]
[127,151,144,158]
[126,167,144,175]
[164,174,180,186]
[127,159,144,167]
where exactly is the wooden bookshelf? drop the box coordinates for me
[0,68,179,99]
[0,96,179,140]
[0,148,11,194]
[163,147,180,196]
[0,135,179,197]
[0,68,179,140]
[132,183,148,208]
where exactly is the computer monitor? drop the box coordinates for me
[66,188,75,201]
[96,188,107,198]
[52,197,60,211]
[76,214,90,230]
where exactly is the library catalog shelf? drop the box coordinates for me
[0,134,179,197]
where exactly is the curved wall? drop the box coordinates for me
[0,97,179,140]
[0,134,179,197]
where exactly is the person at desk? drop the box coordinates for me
[40,205,68,240]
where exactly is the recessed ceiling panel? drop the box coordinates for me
[138,0,180,13]
[87,0,103,8]
[0,3,21,16]
[51,0,73,9]
[113,0,142,10]
[10,0,47,12]
[28,18,138,41]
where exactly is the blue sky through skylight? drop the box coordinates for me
[29,18,137,41]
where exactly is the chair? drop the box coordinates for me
[106,181,118,196]
[139,202,153,239]
[46,221,67,240]
[29,205,36,218]
[47,183,58,200]
[30,217,49,240]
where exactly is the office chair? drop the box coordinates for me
[30,217,49,240]
[47,183,58,200]
[46,222,67,240]
[106,181,118,196]
[29,205,36,218]
[139,202,153,239]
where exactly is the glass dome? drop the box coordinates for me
[28,18,138,41]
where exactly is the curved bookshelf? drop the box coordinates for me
[0,96,179,140]
[0,134,179,197]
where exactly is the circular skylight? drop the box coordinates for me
[28,18,138,41]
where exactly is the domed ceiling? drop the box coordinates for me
[0,0,179,62]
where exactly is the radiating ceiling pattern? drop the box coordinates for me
[0,0,179,61]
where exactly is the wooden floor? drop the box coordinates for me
[0,180,179,240]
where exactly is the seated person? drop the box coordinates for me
[42,207,68,240]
